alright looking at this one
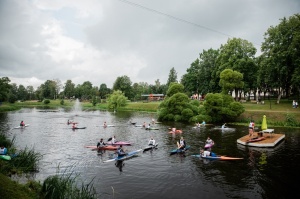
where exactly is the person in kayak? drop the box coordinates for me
[97,138,106,149]
[117,145,127,157]
[142,122,146,128]
[148,137,156,146]
[20,121,25,126]
[0,145,7,155]
[221,123,226,129]
[177,136,186,150]
[72,123,77,129]
[111,136,117,144]
[206,137,214,145]
[103,121,107,128]
[200,149,217,157]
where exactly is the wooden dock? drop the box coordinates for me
[237,130,285,147]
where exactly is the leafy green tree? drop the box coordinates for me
[64,80,75,99]
[166,82,184,97]
[0,77,11,102]
[203,93,244,122]
[17,85,28,101]
[40,80,56,99]
[219,69,244,100]
[217,38,257,99]
[99,83,110,99]
[113,75,133,100]
[26,86,35,100]
[260,14,300,102]
[107,90,128,111]
[158,83,199,122]
[166,67,178,87]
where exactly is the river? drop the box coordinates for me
[1,104,300,199]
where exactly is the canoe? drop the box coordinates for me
[72,127,86,129]
[102,125,115,127]
[84,145,118,151]
[246,136,266,143]
[170,145,190,155]
[145,128,159,130]
[103,149,142,163]
[143,143,158,152]
[0,155,11,161]
[106,141,132,146]
[14,124,30,129]
[192,154,243,160]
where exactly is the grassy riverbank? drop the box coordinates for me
[1,99,300,126]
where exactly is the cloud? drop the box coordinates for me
[0,0,299,90]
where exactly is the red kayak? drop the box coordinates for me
[84,145,117,151]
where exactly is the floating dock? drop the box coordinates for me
[237,129,285,147]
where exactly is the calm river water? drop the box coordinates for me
[1,105,300,199]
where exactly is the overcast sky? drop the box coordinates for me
[0,0,299,89]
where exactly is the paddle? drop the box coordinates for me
[107,137,112,142]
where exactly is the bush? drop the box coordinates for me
[44,99,50,104]
[60,99,64,105]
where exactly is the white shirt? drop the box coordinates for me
[202,150,211,157]
[148,139,156,145]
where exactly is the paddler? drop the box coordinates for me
[177,136,186,150]
[148,137,156,146]
[20,121,25,126]
[0,145,8,155]
[97,138,106,149]
[117,145,127,157]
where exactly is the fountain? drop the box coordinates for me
[72,99,82,115]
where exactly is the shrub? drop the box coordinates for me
[44,99,50,104]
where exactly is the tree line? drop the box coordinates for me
[1,14,299,104]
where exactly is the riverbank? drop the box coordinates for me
[1,99,299,127]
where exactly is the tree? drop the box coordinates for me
[64,80,75,99]
[99,83,110,99]
[107,90,128,111]
[17,85,28,101]
[260,14,300,103]
[203,93,245,122]
[166,67,178,87]
[113,76,133,100]
[217,38,257,99]
[219,69,244,100]
[158,83,199,122]
[0,77,11,102]
[26,86,35,100]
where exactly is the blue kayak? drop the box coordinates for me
[104,149,142,163]
[170,145,190,155]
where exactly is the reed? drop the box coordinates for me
[40,167,97,199]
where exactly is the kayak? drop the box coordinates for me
[246,136,266,143]
[170,145,191,155]
[103,149,142,163]
[106,141,132,146]
[102,124,115,127]
[0,155,11,161]
[143,143,158,152]
[84,145,118,151]
[14,124,30,129]
[72,127,86,129]
[135,125,144,127]
[192,154,243,160]
[146,127,159,130]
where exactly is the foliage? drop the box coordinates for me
[64,80,75,99]
[260,14,300,102]
[40,169,97,199]
[44,99,50,104]
[166,83,184,97]
[107,90,128,111]
[219,69,244,99]
[92,96,97,106]
[99,83,111,99]
[60,99,64,105]
[166,67,178,87]
[8,92,17,103]
[113,75,133,99]
[158,84,199,122]
[0,77,11,102]
[203,93,245,122]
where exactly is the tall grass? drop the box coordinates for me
[40,167,97,199]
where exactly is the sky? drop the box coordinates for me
[0,0,299,90]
